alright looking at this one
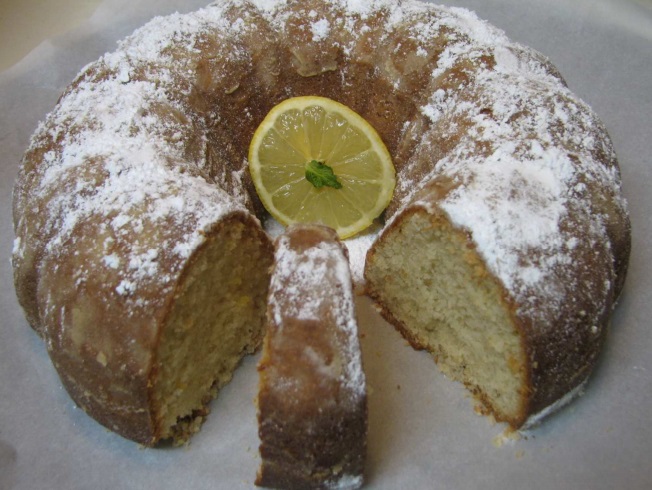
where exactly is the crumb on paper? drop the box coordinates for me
[492,428,521,448]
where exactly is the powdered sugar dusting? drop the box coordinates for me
[13,2,258,310]
[520,380,587,431]
[326,473,364,490]
[264,216,379,288]
[311,18,331,41]
[401,36,623,321]
[344,223,382,287]
[269,228,365,399]
[440,146,574,295]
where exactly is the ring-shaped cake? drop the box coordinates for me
[12,0,630,446]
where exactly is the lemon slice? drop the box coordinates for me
[248,96,396,239]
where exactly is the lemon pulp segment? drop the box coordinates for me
[248,96,395,239]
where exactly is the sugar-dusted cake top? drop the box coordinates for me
[14,0,627,335]
[267,224,366,402]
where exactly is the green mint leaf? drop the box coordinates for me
[305,160,343,189]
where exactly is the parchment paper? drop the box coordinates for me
[1,1,651,488]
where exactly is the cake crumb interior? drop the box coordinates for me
[152,219,271,443]
[366,211,527,423]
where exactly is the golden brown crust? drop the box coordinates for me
[257,224,366,489]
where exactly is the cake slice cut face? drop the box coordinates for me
[150,217,274,443]
[366,208,528,426]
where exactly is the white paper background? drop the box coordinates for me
[1,1,651,489]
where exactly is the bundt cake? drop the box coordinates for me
[12,0,629,447]
[257,224,366,489]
